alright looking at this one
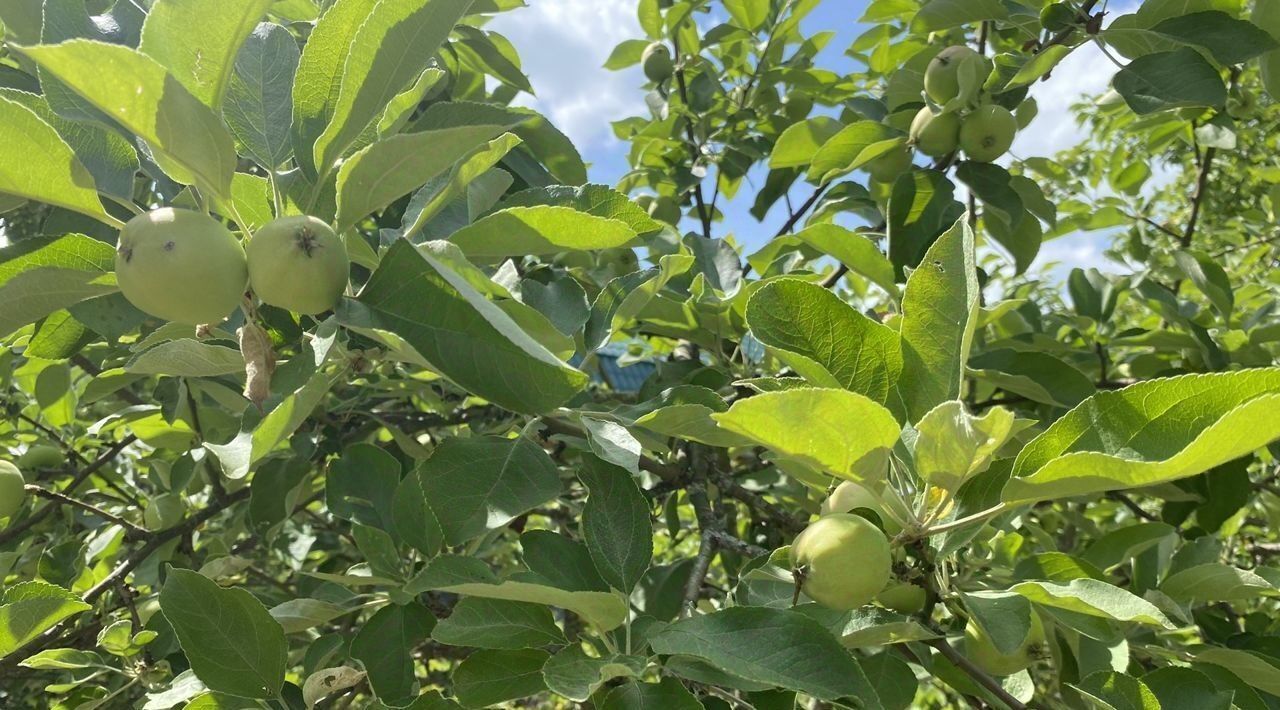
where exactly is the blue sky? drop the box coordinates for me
[490,0,1137,277]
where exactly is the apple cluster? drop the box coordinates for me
[114,209,350,326]
[795,480,1047,676]
[910,45,1019,163]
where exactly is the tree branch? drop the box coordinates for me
[925,638,1030,710]
[0,435,138,547]
[0,487,250,669]
[672,36,713,239]
[24,485,149,540]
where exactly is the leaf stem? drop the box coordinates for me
[923,502,1009,537]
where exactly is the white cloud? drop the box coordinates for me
[489,0,647,153]
[1012,43,1115,160]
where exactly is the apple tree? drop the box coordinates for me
[1,0,1280,708]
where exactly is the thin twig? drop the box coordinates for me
[24,485,149,539]
[926,638,1030,710]
[0,435,138,547]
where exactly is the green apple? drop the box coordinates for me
[642,42,674,83]
[648,196,682,226]
[144,493,185,531]
[792,513,892,610]
[17,444,63,470]
[960,105,1017,162]
[865,144,912,183]
[909,107,961,157]
[877,582,927,614]
[0,461,26,518]
[924,45,979,104]
[247,216,349,315]
[963,612,1045,676]
[115,208,248,325]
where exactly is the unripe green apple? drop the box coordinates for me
[820,481,904,535]
[0,461,26,519]
[909,107,961,157]
[792,513,892,610]
[115,208,248,325]
[247,216,349,315]
[877,582,926,614]
[642,43,674,83]
[865,144,912,183]
[960,105,1017,162]
[17,444,63,470]
[144,493,185,531]
[963,612,1045,677]
[648,196,682,226]
[924,45,979,104]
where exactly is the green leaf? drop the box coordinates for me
[807,121,901,183]
[1113,47,1227,115]
[350,603,436,706]
[414,436,562,546]
[911,0,1008,31]
[337,239,588,414]
[1142,667,1233,710]
[914,401,1018,492]
[769,117,843,169]
[725,0,770,31]
[401,133,523,239]
[1072,672,1160,710]
[432,598,563,650]
[746,278,902,406]
[290,0,378,177]
[18,40,237,198]
[268,599,351,635]
[159,569,287,699]
[407,555,628,631]
[579,456,652,594]
[0,96,114,226]
[312,0,476,175]
[1160,564,1273,602]
[887,170,965,279]
[898,217,979,423]
[139,0,272,109]
[127,340,246,377]
[1082,522,1178,571]
[648,607,878,702]
[542,646,646,702]
[1004,370,1280,503]
[224,23,300,169]
[967,348,1096,408]
[335,125,510,232]
[1004,45,1073,89]
[500,184,661,234]
[0,581,92,658]
[1174,249,1233,318]
[452,649,550,708]
[206,365,344,479]
[600,679,704,709]
[712,388,900,483]
[791,224,898,297]
[584,254,693,350]
[0,268,118,339]
[0,88,139,204]
[1010,579,1175,628]
[448,206,639,261]
[1193,647,1280,696]
[1150,11,1279,65]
